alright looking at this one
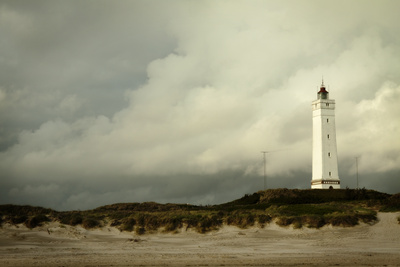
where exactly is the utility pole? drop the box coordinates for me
[355,156,359,189]
[260,149,287,190]
[261,151,268,190]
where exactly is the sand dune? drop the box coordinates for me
[1,212,399,266]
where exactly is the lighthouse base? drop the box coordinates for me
[311,179,340,189]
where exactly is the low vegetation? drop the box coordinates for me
[1,189,399,234]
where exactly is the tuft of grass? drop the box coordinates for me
[0,189,397,233]
[82,217,100,229]
[276,216,295,227]
[380,193,400,212]
[356,212,377,224]
[195,214,223,233]
[257,214,272,227]
[226,211,256,229]
[10,215,28,225]
[276,215,326,228]
[135,226,145,235]
[273,204,341,217]
[24,214,50,229]
[58,212,83,226]
[162,216,183,232]
[182,213,202,230]
[292,219,303,229]
[324,213,359,227]
[258,188,390,205]
[110,220,122,227]
[0,205,54,217]
[119,217,136,231]
[303,215,326,228]
[138,213,160,232]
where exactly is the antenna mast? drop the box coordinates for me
[260,149,287,190]
[355,156,359,189]
[261,151,268,190]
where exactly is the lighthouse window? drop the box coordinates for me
[327,118,329,123]
[326,103,329,107]
[329,171,332,177]
[327,134,330,139]
[328,152,331,157]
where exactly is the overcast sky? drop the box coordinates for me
[0,0,399,211]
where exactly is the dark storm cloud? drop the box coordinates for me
[0,0,399,210]
[0,0,176,149]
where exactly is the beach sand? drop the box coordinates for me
[1,212,399,266]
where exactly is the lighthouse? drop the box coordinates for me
[311,81,340,189]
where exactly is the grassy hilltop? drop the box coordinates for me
[1,188,400,234]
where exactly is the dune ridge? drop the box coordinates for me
[1,189,400,266]
[0,212,399,266]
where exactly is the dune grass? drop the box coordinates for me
[1,189,399,233]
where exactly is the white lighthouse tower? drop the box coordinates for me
[311,81,340,189]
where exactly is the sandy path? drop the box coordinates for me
[0,212,399,266]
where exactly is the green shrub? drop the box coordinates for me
[258,188,390,206]
[24,214,50,229]
[356,213,377,224]
[276,204,340,217]
[196,215,222,233]
[58,213,83,226]
[292,219,302,229]
[257,214,272,225]
[276,216,294,226]
[304,215,326,228]
[244,213,255,227]
[110,220,122,227]
[69,214,83,225]
[325,214,358,227]
[11,215,28,224]
[182,214,202,229]
[133,213,165,231]
[1,189,392,233]
[380,193,400,212]
[135,226,145,235]
[0,205,54,217]
[163,217,183,232]
[120,217,136,231]
[82,217,100,229]
[217,210,225,217]
[144,214,160,231]
[275,215,326,229]
[226,211,256,228]
[108,212,129,220]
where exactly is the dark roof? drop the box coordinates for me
[318,85,328,94]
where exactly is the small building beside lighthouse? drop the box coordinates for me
[311,81,340,189]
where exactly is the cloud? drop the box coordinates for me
[1,0,400,210]
[339,82,400,173]
[0,0,176,149]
